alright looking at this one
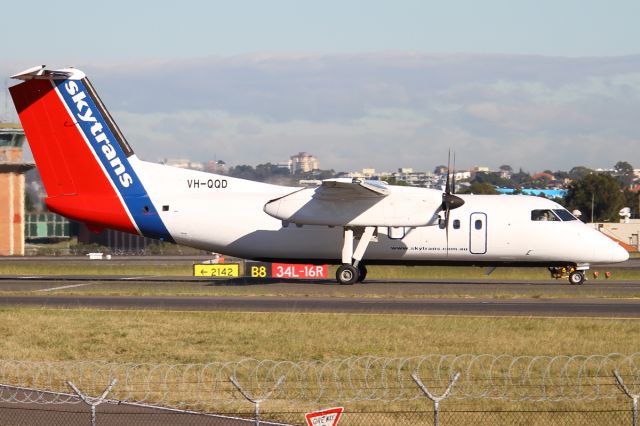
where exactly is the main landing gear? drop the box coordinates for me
[336,227,375,285]
[549,265,589,285]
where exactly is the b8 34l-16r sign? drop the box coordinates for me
[9,66,629,285]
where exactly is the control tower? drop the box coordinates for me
[0,123,34,255]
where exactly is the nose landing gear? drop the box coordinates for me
[549,265,589,285]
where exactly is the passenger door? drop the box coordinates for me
[469,212,487,254]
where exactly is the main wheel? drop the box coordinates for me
[569,271,585,285]
[336,264,358,285]
[357,264,368,282]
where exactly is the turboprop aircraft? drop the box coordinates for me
[9,65,629,285]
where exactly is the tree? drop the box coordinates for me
[228,164,257,180]
[499,164,513,172]
[510,168,532,187]
[564,173,624,222]
[433,165,448,175]
[568,166,593,180]
[614,161,634,187]
[614,161,634,175]
[24,192,35,212]
[458,182,498,195]
[384,176,409,186]
[623,189,639,218]
[473,172,511,188]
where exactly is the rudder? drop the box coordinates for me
[10,65,173,241]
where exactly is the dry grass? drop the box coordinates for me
[0,261,190,276]
[0,308,638,363]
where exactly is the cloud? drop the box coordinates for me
[4,53,640,171]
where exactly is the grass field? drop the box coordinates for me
[0,308,638,362]
[1,307,635,425]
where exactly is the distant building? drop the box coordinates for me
[165,158,204,171]
[531,172,555,181]
[470,166,491,180]
[275,161,292,172]
[290,152,319,174]
[361,168,376,178]
[205,160,227,174]
[454,171,471,181]
[0,124,34,255]
[24,212,70,240]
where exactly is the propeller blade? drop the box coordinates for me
[445,149,451,194]
[444,205,450,251]
[451,152,456,194]
[440,149,464,253]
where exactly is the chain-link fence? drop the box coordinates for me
[0,353,637,425]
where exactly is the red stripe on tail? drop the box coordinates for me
[10,79,137,234]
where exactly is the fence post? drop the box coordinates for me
[229,375,285,426]
[614,370,639,426]
[67,379,117,426]
[411,372,460,426]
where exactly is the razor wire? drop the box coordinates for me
[0,354,637,407]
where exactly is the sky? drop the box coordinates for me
[1,0,639,172]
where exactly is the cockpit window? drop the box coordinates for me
[531,209,560,221]
[553,209,578,221]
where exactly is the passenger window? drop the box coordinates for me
[474,220,482,230]
[531,209,560,221]
[453,219,460,229]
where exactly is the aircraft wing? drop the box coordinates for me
[264,179,437,227]
[313,178,389,200]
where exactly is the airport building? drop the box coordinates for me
[290,152,319,174]
[0,124,34,255]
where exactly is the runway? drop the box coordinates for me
[0,259,639,316]
[0,291,639,317]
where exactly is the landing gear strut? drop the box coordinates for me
[336,226,375,285]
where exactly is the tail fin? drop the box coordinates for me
[10,65,173,241]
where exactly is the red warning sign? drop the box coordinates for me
[305,407,343,426]
[272,263,328,279]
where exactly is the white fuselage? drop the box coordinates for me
[133,158,629,266]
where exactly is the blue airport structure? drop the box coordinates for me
[496,188,568,198]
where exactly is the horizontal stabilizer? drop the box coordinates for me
[11,65,85,81]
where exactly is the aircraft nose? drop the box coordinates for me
[609,242,630,263]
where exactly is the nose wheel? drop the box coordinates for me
[569,270,585,285]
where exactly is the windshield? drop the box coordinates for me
[531,209,560,221]
[531,209,578,222]
[553,209,578,221]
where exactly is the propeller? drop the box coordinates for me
[441,151,465,250]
